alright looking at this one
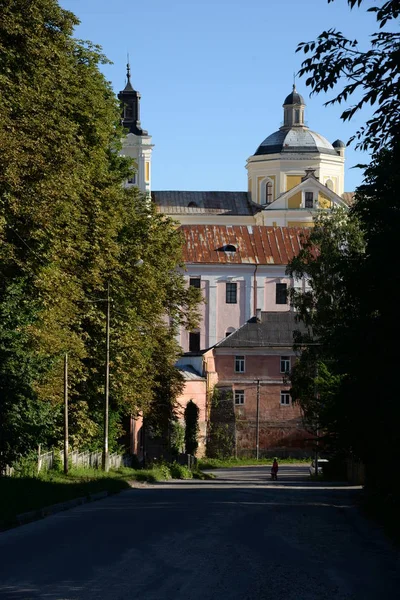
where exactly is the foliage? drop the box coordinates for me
[169,461,193,479]
[206,389,236,458]
[287,145,400,522]
[297,0,400,151]
[184,400,200,455]
[0,0,201,467]
[169,421,185,456]
[287,209,365,448]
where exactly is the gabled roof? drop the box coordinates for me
[152,191,261,216]
[180,225,309,265]
[266,171,347,210]
[215,312,308,348]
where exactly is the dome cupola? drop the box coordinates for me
[282,84,305,128]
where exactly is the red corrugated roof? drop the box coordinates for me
[180,225,309,264]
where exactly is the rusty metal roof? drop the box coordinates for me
[180,225,308,265]
[152,191,261,216]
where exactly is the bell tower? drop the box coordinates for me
[118,62,153,195]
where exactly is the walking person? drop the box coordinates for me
[271,457,279,481]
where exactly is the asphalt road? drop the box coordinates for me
[0,465,399,600]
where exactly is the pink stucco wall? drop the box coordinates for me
[216,280,246,340]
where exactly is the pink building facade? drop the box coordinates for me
[179,225,310,353]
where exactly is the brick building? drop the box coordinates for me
[202,311,311,457]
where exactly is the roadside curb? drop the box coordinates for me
[16,490,110,526]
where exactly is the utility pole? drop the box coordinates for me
[314,361,319,478]
[102,282,110,472]
[256,379,260,460]
[64,353,69,474]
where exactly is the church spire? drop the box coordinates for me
[118,61,147,136]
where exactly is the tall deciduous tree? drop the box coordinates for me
[0,0,201,467]
[292,0,400,515]
[297,0,400,152]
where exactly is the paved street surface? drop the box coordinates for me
[0,465,399,599]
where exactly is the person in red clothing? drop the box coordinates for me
[271,458,279,480]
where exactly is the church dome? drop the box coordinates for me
[283,89,305,106]
[254,85,337,157]
[332,139,345,148]
[255,128,338,156]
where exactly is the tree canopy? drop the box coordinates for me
[290,0,400,518]
[0,0,200,468]
[297,0,400,152]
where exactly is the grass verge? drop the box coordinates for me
[198,457,311,469]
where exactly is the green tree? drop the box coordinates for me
[184,400,200,456]
[0,0,201,466]
[287,209,365,450]
[297,0,400,151]
[292,0,400,515]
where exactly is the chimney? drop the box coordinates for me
[256,308,262,322]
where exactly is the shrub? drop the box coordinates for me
[170,461,193,479]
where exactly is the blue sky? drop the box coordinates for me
[60,0,376,192]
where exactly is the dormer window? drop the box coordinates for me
[305,192,314,208]
[223,244,236,252]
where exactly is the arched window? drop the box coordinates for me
[266,181,273,204]
[226,327,235,337]
[325,179,333,191]
[260,178,274,204]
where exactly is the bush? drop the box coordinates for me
[170,461,193,479]
[12,454,39,478]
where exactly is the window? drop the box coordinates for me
[189,278,201,289]
[266,181,273,204]
[234,390,245,405]
[188,201,198,208]
[326,179,333,191]
[189,331,200,352]
[280,356,290,374]
[223,244,236,252]
[127,173,136,185]
[305,192,314,208]
[235,356,245,373]
[226,282,237,304]
[276,283,287,305]
[226,328,235,337]
[295,109,300,124]
[280,391,291,406]
[124,104,133,118]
